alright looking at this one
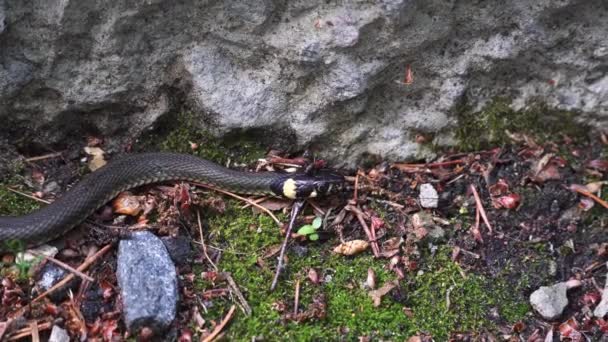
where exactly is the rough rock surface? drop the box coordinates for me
[117,231,178,334]
[0,1,606,166]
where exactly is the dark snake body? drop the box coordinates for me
[0,153,343,249]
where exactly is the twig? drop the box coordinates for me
[353,171,360,201]
[33,253,94,282]
[30,321,39,342]
[470,185,493,233]
[270,200,304,291]
[345,205,380,257]
[393,159,465,169]
[193,182,281,226]
[33,244,112,303]
[201,305,236,342]
[24,152,63,162]
[7,322,51,341]
[5,187,51,204]
[572,187,608,209]
[306,200,326,216]
[446,173,465,185]
[294,279,301,315]
[223,272,252,316]
[196,210,218,271]
[369,198,405,209]
[240,196,269,209]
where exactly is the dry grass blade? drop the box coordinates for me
[24,152,63,162]
[33,244,112,303]
[270,200,304,291]
[294,279,301,315]
[571,187,608,209]
[201,305,236,342]
[192,182,281,226]
[197,210,218,271]
[32,253,94,282]
[470,185,493,233]
[7,322,51,341]
[345,204,379,257]
[223,272,252,316]
[5,187,51,204]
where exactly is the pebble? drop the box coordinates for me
[117,231,178,335]
[530,280,581,320]
[49,325,70,342]
[419,183,439,208]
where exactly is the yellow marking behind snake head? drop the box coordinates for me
[272,173,344,199]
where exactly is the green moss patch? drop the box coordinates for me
[455,98,587,151]
[0,186,40,216]
[138,111,266,164]
[194,201,529,340]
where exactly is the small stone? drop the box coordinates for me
[49,325,70,342]
[529,281,581,320]
[419,183,439,208]
[117,231,178,334]
[36,262,81,302]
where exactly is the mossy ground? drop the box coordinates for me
[0,186,40,216]
[137,111,266,165]
[454,98,588,151]
[194,202,529,340]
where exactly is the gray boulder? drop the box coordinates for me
[0,1,606,166]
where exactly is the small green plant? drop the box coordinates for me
[296,217,323,241]
[2,239,41,279]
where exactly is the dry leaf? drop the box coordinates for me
[333,240,369,256]
[308,268,320,284]
[84,146,107,171]
[368,280,398,307]
[585,181,605,193]
[112,192,143,216]
[379,237,402,258]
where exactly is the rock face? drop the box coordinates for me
[0,1,606,165]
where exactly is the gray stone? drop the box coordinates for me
[117,231,178,334]
[419,183,439,209]
[36,263,80,303]
[530,282,568,320]
[48,325,70,342]
[0,1,606,166]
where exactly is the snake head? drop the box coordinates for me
[272,172,345,199]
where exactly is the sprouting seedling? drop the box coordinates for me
[296,217,323,241]
[2,239,40,279]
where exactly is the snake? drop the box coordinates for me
[0,152,344,249]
